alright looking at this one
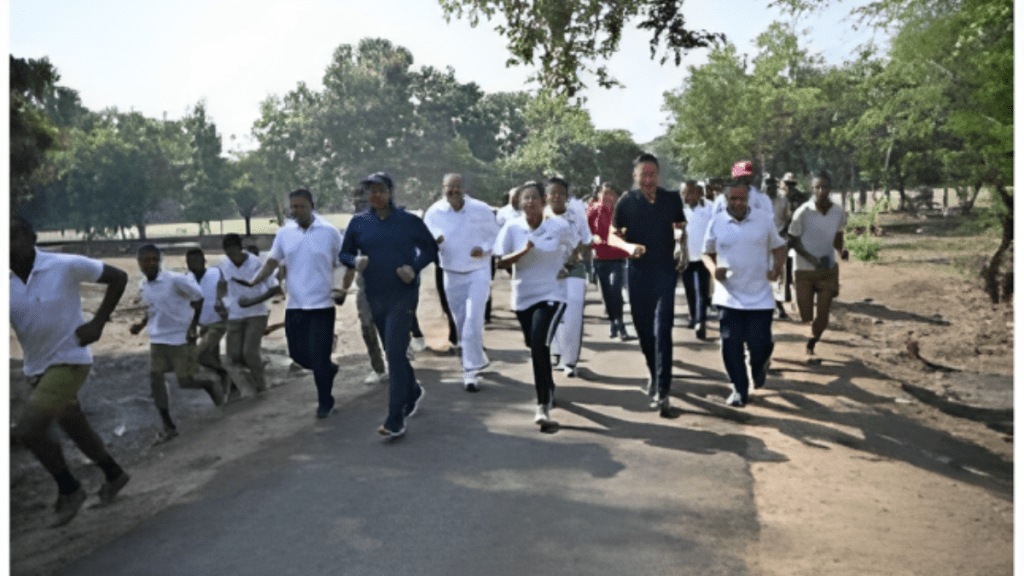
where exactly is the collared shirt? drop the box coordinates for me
[139,270,203,345]
[712,186,774,219]
[423,196,500,273]
[612,187,685,269]
[544,204,591,279]
[704,209,786,310]
[268,214,343,310]
[187,267,223,326]
[587,202,630,260]
[789,200,847,271]
[217,253,278,319]
[495,215,573,310]
[683,200,714,262]
[10,250,104,376]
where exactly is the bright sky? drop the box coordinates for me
[9,0,876,151]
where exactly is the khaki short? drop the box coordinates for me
[27,364,91,412]
[150,343,199,380]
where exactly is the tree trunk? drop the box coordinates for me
[135,220,148,241]
[982,183,1013,303]
[244,215,252,237]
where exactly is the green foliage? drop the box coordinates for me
[438,0,723,97]
[844,197,888,261]
[10,56,60,207]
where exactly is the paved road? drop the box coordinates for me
[61,290,779,576]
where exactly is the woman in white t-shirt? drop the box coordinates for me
[495,182,574,427]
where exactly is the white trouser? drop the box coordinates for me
[552,276,586,366]
[444,266,491,375]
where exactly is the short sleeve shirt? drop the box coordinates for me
[789,201,847,271]
[704,210,786,310]
[269,214,343,310]
[217,253,279,319]
[10,250,104,376]
[495,216,572,310]
[139,270,203,345]
[612,188,685,269]
[187,268,224,326]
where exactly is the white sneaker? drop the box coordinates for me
[534,404,552,425]
[563,364,577,378]
[464,372,480,392]
[362,370,386,385]
[410,336,427,352]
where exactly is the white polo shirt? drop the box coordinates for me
[544,204,592,249]
[683,200,714,262]
[424,196,500,273]
[218,253,279,319]
[10,250,104,376]
[704,209,786,310]
[712,186,774,219]
[140,270,203,345]
[187,267,223,326]
[495,216,573,310]
[789,200,847,271]
[268,214,343,310]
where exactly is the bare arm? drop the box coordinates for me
[75,264,128,346]
[607,226,645,258]
[235,257,281,287]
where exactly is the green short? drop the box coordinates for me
[150,343,199,380]
[27,364,91,412]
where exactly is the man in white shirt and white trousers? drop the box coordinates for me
[423,173,500,391]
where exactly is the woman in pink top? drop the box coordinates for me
[587,183,634,341]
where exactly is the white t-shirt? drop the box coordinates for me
[704,209,786,310]
[187,267,223,326]
[268,214,343,310]
[140,270,203,345]
[10,250,104,376]
[218,253,279,319]
[423,196,500,273]
[788,200,847,271]
[495,216,573,310]
[544,205,592,248]
[683,200,714,262]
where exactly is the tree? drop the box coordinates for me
[179,101,232,234]
[438,0,723,97]
[10,56,60,209]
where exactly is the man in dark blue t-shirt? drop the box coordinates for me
[610,153,685,417]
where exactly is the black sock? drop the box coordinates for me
[54,470,80,495]
[97,457,125,482]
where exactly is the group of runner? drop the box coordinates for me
[9,154,849,527]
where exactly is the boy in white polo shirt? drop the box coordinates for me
[10,215,132,526]
[130,244,224,442]
[703,184,787,407]
[217,233,280,396]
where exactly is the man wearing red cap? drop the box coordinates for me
[712,160,773,219]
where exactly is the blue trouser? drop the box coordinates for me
[681,260,710,325]
[285,308,337,410]
[515,301,565,406]
[593,259,626,326]
[718,307,774,400]
[627,264,678,397]
[368,289,418,432]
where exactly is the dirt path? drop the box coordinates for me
[9,223,1013,575]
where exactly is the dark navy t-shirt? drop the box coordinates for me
[612,187,685,269]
